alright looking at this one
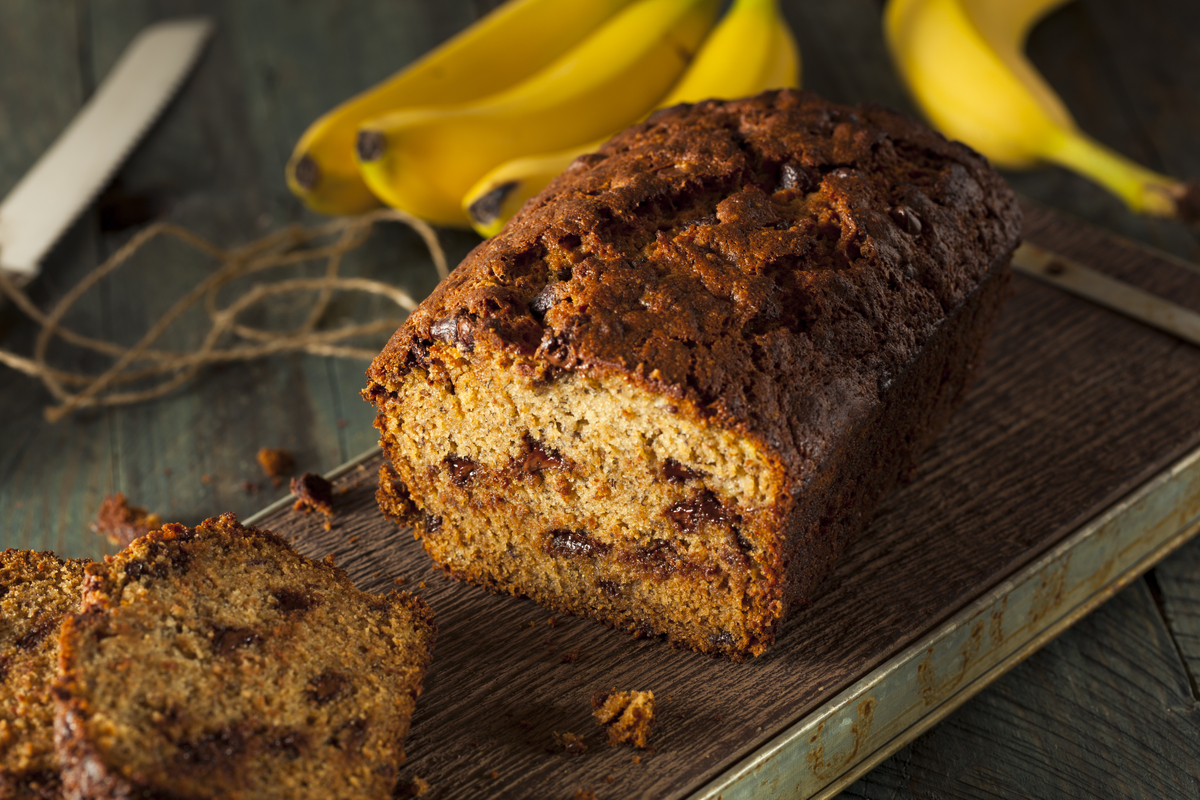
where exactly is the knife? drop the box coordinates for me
[1012,241,1200,349]
[0,17,214,286]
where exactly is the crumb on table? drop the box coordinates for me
[554,731,588,755]
[574,790,598,800]
[592,689,656,749]
[256,447,295,482]
[91,493,162,547]
[291,472,333,516]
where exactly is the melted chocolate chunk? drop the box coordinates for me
[271,587,318,613]
[666,490,732,533]
[530,283,562,317]
[633,539,679,577]
[444,455,478,487]
[545,530,608,559]
[661,458,702,484]
[430,314,475,352]
[778,162,813,193]
[423,512,444,534]
[14,614,59,650]
[596,579,621,598]
[522,436,567,473]
[889,205,923,235]
[212,626,262,656]
[307,670,351,704]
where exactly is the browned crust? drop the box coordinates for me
[52,513,436,800]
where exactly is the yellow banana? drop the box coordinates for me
[285,0,638,216]
[885,0,1198,221]
[356,0,721,228]
[463,0,801,238]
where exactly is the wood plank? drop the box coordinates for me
[241,203,1200,799]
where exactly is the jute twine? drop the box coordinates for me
[0,208,447,423]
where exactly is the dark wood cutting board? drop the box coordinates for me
[248,200,1200,800]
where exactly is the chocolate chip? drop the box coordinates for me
[423,513,443,534]
[522,436,567,473]
[889,205,922,235]
[778,163,813,193]
[444,455,478,487]
[597,579,621,598]
[546,530,608,559]
[14,614,58,650]
[212,626,261,656]
[430,314,475,352]
[666,490,731,533]
[661,458,702,484]
[633,539,678,577]
[530,283,561,317]
[271,587,318,613]
[307,671,350,705]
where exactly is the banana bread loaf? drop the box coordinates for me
[364,89,1020,659]
[53,513,435,800]
[0,550,86,800]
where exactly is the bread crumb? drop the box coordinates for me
[554,731,587,755]
[605,774,615,783]
[561,648,580,664]
[592,690,656,749]
[488,770,499,779]
[91,493,161,547]
[256,447,295,480]
[291,472,333,516]
[200,474,212,484]
[394,776,430,797]
[395,576,407,585]
[547,615,559,627]
[631,754,641,764]
[574,790,598,800]
[241,481,260,494]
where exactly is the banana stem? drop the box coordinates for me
[1043,129,1199,222]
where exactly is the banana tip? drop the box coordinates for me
[467,181,519,228]
[292,154,320,191]
[1176,180,1200,225]
[357,130,387,163]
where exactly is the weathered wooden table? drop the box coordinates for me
[2,1,1198,797]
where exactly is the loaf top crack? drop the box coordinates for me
[366,89,1020,484]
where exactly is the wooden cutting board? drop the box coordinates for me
[245,199,1200,800]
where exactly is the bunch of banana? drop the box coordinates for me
[885,0,1198,222]
[354,0,721,227]
[286,0,640,216]
[464,0,801,238]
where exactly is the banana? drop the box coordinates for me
[885,0,1198,221]
[285,0,638,216]
[463,0,802,238]
[356,0,721,228]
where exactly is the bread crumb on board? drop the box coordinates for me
[91,493,161,547]
[592,689,656,749]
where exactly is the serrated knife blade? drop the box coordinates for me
[0,17,213,284]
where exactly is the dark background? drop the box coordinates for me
[1,1,1198,796]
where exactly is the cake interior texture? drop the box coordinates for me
[53,514,435,800]
[367,89,1020,659]
[0,550,85,800]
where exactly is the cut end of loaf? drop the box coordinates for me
[371,346,790,658]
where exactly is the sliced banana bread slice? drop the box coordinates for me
[54,513,435,800]
[0,549,86,800]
